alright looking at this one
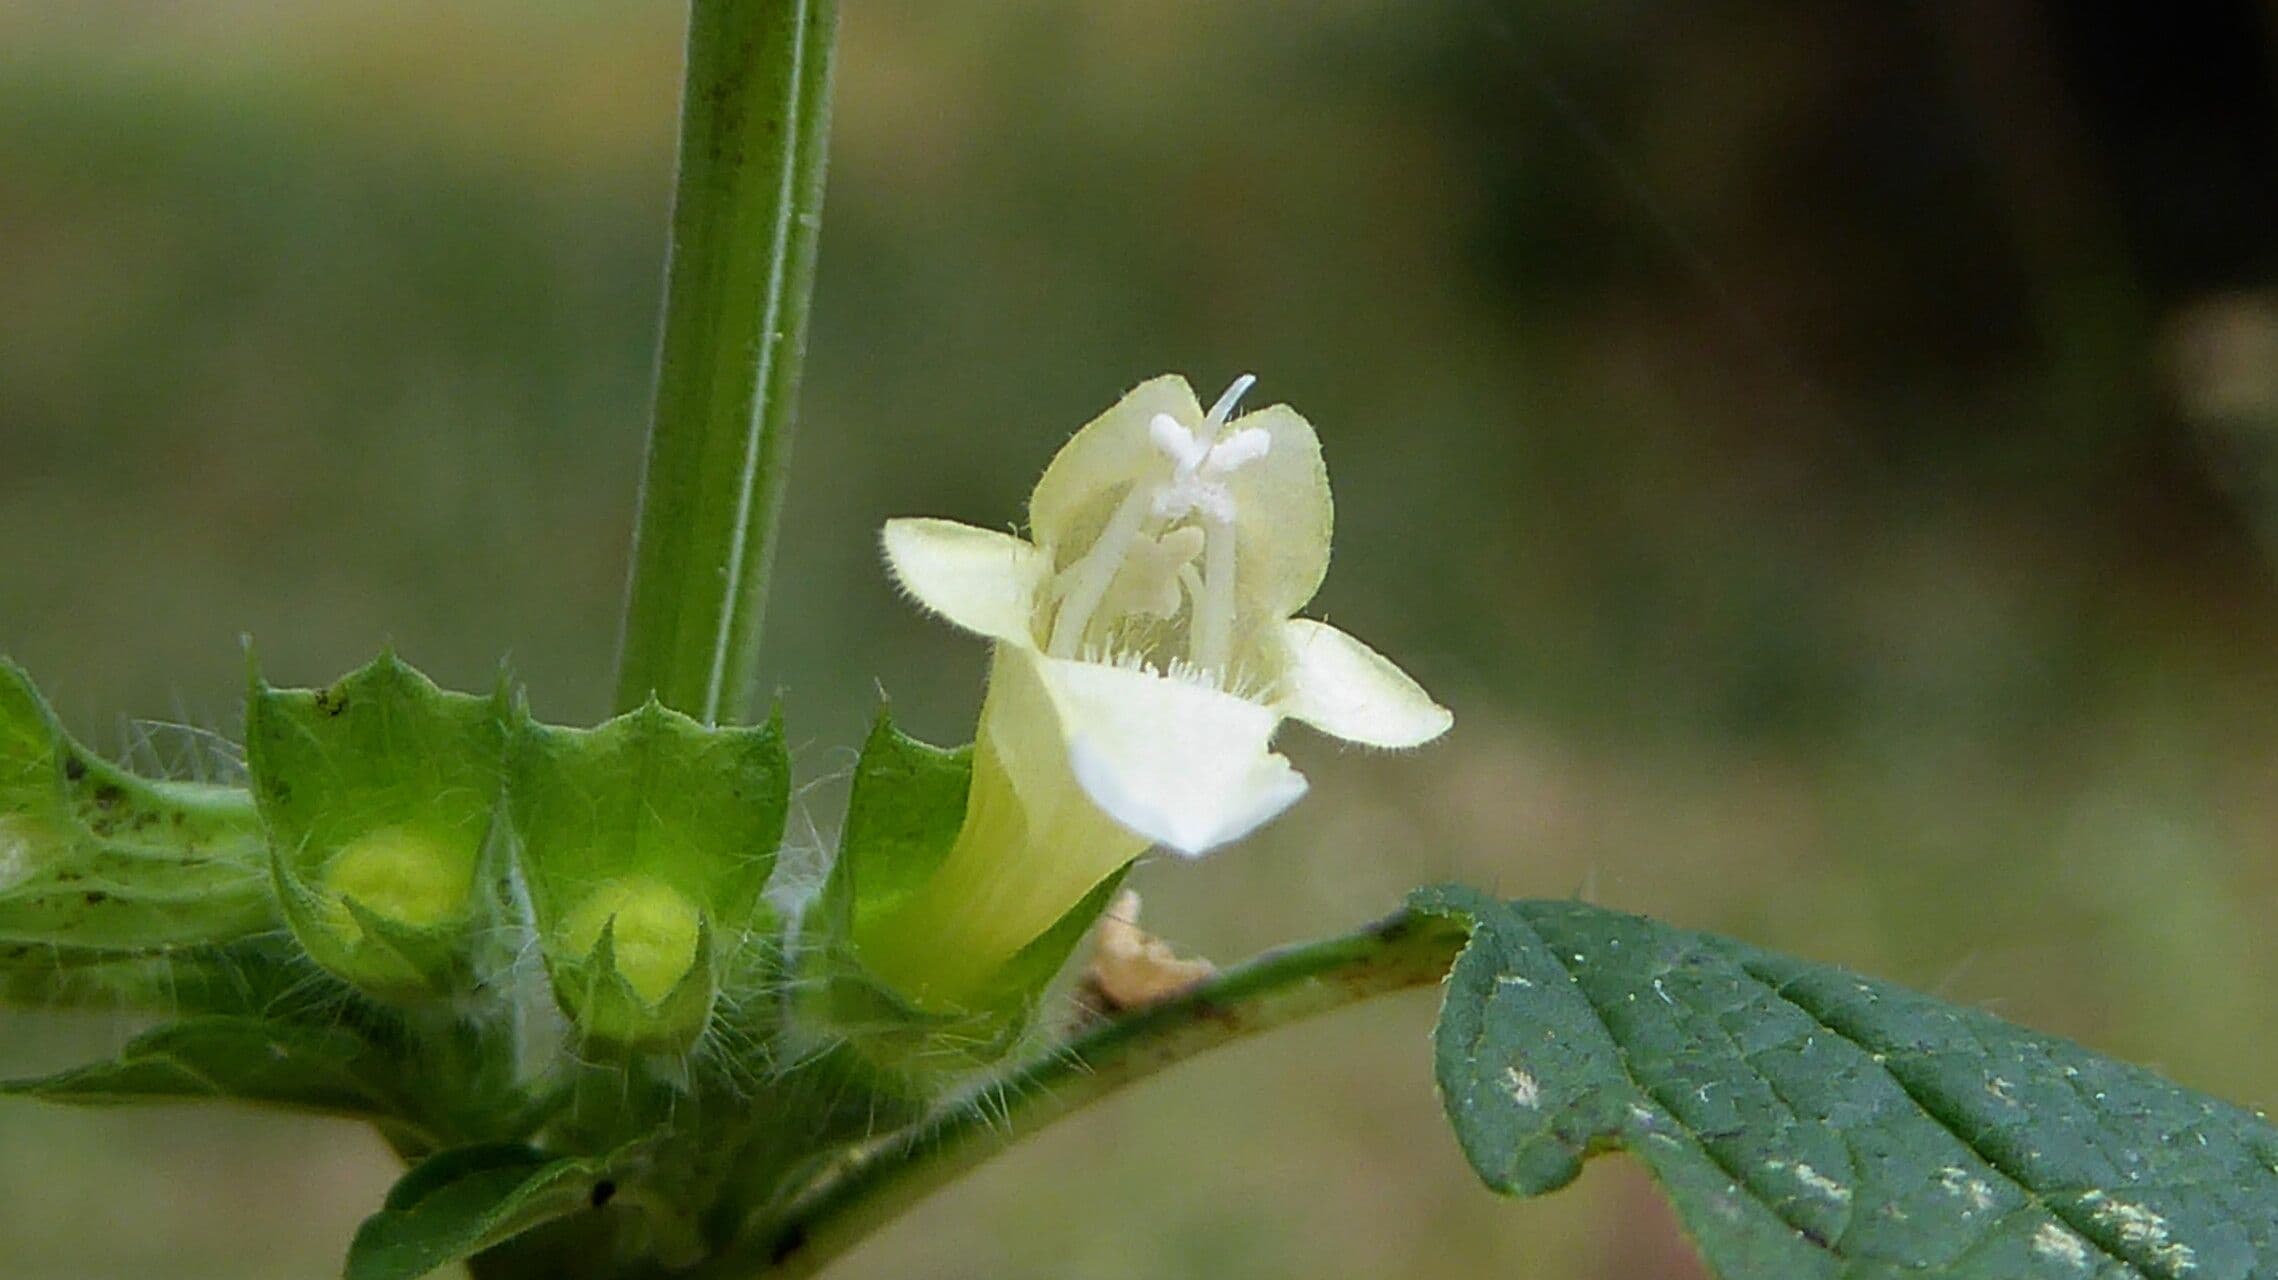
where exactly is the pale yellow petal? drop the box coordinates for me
[1277,619,1452,748]
[879,517,1047,646]
[1036,654,1309,855]
[1223,403,1334,622]
[968,647,1147,893]
[1029,375,1202,558]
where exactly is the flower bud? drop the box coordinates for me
[321,828,477,934]
[559,876,703,1006]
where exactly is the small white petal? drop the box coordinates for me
[1037,654,1309,855]
[1276,619,1452,748]
[1102,528,1202,621]
[880,518,1048,646]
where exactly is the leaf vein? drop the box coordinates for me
[1735,955,2160,1280]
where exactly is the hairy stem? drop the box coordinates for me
[694,908,1472,1279]
[613,0,839,724]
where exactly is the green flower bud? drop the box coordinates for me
[559,876,702,1006]
[321,828,477,935]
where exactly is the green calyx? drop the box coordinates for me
[508,699,788,1054]
[798,709,1130,1098]
[248,651,513,1002]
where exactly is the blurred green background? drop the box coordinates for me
[6,1,2278,1276]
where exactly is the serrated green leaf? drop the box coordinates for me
[1419,885,2278,1280]
[246,652,511,1000]
[347,1143,610,1280]
[508,698,787,1051]
[0,660,273,953]
[1,1014,412,1127]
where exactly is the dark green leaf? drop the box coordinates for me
[1420,885,2278,1280]
[1,1014,408,1125]
[347,1143,608,1280]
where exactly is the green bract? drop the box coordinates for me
[248,652,513,1001]
[508,699,788,1053]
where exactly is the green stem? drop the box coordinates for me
[613,0,839,724]
[692,908,1471,1279]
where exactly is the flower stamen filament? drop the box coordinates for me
[1190,513,1238,673]
[1044,376,1272,673]
[1045,483,1156,658]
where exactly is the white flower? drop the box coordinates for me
[854,375,1451,1008]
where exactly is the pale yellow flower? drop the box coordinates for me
[856,374,1449,1009]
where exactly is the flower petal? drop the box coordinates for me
[1223,403,1334,623]
[880,518,1048,646]
[1029,375,1202,557]
[1033,653,1309,856]
[1276,619,1452,748]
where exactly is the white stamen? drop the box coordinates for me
[1148,413,1208,472]
[1190,513,1239,673]
[1057,376,1276,668]
[1202,426,1270,473]
[1153,479,1235,524]
[1176,561,1206,612]
[1149,416,1271,525]
[1045,484,1155,658]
